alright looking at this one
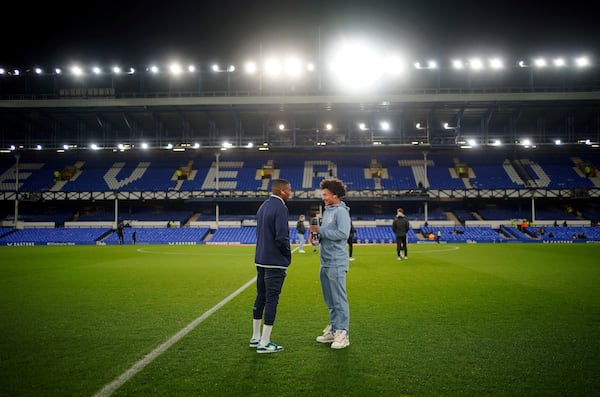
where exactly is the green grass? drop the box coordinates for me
[1,244,599,396]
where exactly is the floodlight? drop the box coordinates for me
[278,124,285,131]
[554,139,562,145]
[469,58,484,70]
[518,60,528,68]
[71,66,83,76]
[34,68,43,75]
[169,63,182,75]
[55,68,62,74]
[212,64,220,72]
[140,142,149,149]
[90,143,100,150]
[112,66,121,74]
[0,68,5,75]
[330,42,383,90]
[533,58,547,68]
[149,65,159,73]
[188,65,196,72]
[553,58,566,67]
[92,66,102,74]
[245,61,257,74]
[325,123,333,131]
[358,123,367,131]
[14,70,20,76]
[246,142,253,148]
[227,65,235,72]
[265,59,282,77]
[452,59,464,69]
[383,55,406,75]
[284,57,302,77]
[489,58,503,69]
[380,121,390,131]
[575,56,590,67]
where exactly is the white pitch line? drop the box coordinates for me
[92,276,257,397]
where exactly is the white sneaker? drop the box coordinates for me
[316,324,335,343]
[349,257,356,261]
[397,256,402,260]
[331,330,350,349]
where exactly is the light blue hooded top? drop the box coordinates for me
[318,200,351,270]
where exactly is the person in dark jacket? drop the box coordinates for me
[392,208,410,260]
[296,214,306,253]
[250,179,292,353]
[347,221,356,261]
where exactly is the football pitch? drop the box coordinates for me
[1,243,599,396]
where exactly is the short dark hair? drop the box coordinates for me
[271,178,290,194]
[320,178,346,197]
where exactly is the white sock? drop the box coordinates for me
[252,319,262,340]
[260,324,273,345]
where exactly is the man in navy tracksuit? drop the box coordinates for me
[251,179,292,353]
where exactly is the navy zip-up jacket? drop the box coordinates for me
[254,194,291,269]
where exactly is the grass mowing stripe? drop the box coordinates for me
[92,276,257,397]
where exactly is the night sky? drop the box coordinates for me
[4,0,599,67]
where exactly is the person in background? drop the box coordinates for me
[132,229,137,245]
[309,213,322,252]
[436,229,441,243]
[296,214,306,253]
[116,222,125,245]
[392,208,410,260]
[250,179,292,354]
[347,220,356,261]
[315,178,352,350]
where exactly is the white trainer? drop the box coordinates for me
[331,330,350,349]
[316,324,335,343]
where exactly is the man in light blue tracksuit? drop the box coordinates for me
[315,178,352,349]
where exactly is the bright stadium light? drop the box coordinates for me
[245,61,257,74]
[533,58,547,68]
[169,63,182,75]
[553,58,566,67]
[34,67,43,75]
[452,59,465,69]
[469,58,484,70]
[92,66,102,74]
[330,42,383,90]
[575,56,590,67]
[71,65,83,76]
[489,58,503,69]
[264,58,282,77]
[284,57,302,77]
[112,66,122,74]
[382,55,406,76]
[149,65,159,74]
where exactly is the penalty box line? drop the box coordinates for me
[92,276,257,397]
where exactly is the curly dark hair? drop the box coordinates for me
[320,178,346,197]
